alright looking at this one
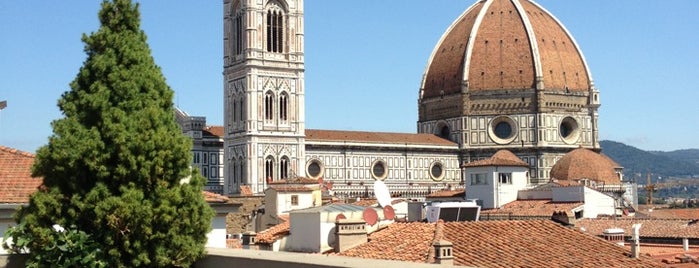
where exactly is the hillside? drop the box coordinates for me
[599,140,699,180]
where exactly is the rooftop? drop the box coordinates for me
[480,199,583,217]
[0,146,42,204]
[340,220,662,267]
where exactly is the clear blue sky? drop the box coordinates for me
[1,1,698,153]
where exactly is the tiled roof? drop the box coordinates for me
[577,218,699,239]
[422,0,591,99]
[640,208,699,220]
[340,220,662,267]
[203,126,224,138]
[340,222,436,263]
[256,217,290,244]
[0,146,42,204]
[480,199,583,217]
[239,185,254,196]
[426,189,465,198]
[351,199,378,207]
[268,185,314,192]
[268,177,319,185]
[550,147,621,185]
[462,150,528,168]
[305,129,457,147]
[203,191,229,203]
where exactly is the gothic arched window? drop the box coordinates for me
[232,11,244,55]
[279,92,288,122]
[280,156,290,179]
[265,156,275,182]
[238,157,245,183]
[266,4,284,53]
[264,91,274,121]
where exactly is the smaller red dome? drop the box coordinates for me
[550,148,621,185]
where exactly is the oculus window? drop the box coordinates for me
[371,160,388,180]
[488,116,518,144]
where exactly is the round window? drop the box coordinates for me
[371,160,388,180]
[494,122,512,139]
[429,161,445,181]
[488,116,518,144]
[306,159,324,178]
[559,117,580,144]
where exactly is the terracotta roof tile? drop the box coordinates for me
[203,191,229,203]
[268,177,319,185]
[480,199,583,217]
[268,185,314,192]
[640,208,699,220]
[341,220,662,267]
[577,218,699,239]
[0,146,42,203]
[351,199,378,207]
[305,129,457,147]
[203,126,224,138]
[426,189,465,198]
[256,220,290,244]
[463,150,529,168]
[550,147,621,185]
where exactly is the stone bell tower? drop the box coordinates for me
[223,0,305,194]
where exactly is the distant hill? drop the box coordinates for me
[599,140,699,180]
[651,149,699,166]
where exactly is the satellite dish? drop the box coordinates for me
[383,205,395,220]
[363,207,378,226]
[335,213,346,222]
[373,180,391,208]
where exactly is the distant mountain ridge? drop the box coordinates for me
[599,140,699,180]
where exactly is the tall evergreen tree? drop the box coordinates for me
[6,0,213,266]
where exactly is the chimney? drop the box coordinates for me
[242,231,258,250]
[631,223,642,258]
[433,240,454,265]
[602,228,625,247]
[334,219,367,253]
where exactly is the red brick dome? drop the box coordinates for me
[420,0,593,99]
[550,148,622,185]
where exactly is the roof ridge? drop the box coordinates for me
[426,220,445,263]
[0,145,35,158]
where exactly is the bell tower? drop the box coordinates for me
[223,0,305,195]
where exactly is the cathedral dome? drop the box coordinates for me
[550,148,622,185]
[420,0,593,99]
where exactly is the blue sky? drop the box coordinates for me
[1,1,698,153]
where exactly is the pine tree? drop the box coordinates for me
[5,0,214,266]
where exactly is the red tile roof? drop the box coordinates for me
[256,218,290,244]
[550,147,622,185]
[268,177,319,185]
[0,146,42,203]
[641,208,699,220]
[340,220,662,267]
[203,191,229,203]
[480,199,583,217]
[462,150,528,168]
[576,218,699,239]
[203,126,224,138]
[305,129,457,147]
[268,185,314,192]
[426,189,465,198]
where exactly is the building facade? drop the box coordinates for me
[176,109,225,193]
[223,0,602,196]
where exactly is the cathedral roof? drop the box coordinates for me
[550,147,622,185]
[420,0,592,99]
[305,129,457,147]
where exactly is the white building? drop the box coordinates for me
[464,150,530,209]
[175,108,225,194]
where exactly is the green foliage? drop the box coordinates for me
[5,0,214,266]
[600,140,699,179]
